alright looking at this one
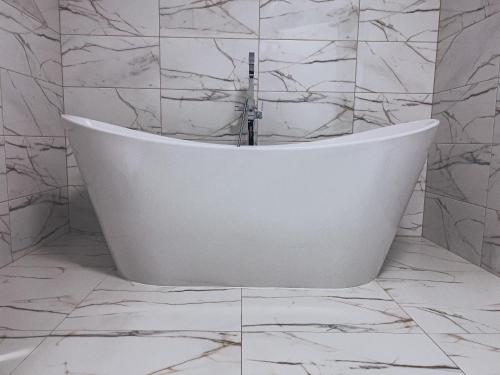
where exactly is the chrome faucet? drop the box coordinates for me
[237,52,262,147]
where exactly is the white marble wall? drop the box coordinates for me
[58,0,440,236]
[0,0,68,267]
[423,0,500,275]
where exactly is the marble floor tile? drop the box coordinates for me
[10,232,113,269]
[12,331,241,375]
[56,273,241,332]
[0,331,47,375]
[243,332,461,374]
[431,334,500,375]
[379,238,500,333]
[242,282,420,333]
[0,265,110,330]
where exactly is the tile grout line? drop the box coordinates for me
[374,279,467,374]
[240,287,243,375]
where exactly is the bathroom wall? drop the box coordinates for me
[0,0,68,267]
[423,0,500,275]
[59,0,440,236]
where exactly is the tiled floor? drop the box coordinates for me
[1,234,499,374]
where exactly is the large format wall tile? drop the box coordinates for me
[356,42,436,93]
[62,35,160,88]
[69,186,101,234]
[423,193,486,265]
[481,208,500,276]
[64,88,161,134]
[4,0,60,32]
[5,136,67,200]
[495,81,500,143]
[260,0,359,40]
[0,1,61,85]
[1,70,63,136]
[160,0,258,38]
[433,80,497,144]
[9,187,68,256]
[359,0,439,42]
[0,202,11,268]
[0,138,7,202]
[487,144,500,210]
[434,6,500,92]
[0,74,3,135]
[161,90,245,142]
[354,93,432,133]
[398,167,426,237]
[259,40,357,92]
[258,92,354,143]
[60,0,159,36]
[259,92,354,143]
[66,141,83,186]
[427,144,491,207]
[160,38,258,91]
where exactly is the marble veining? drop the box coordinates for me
[426,144,492,206]
[160,0,259,38]
[60,0,159,36]
[1,232,500,373]
[259,40,357,92]
[359,0,440,42]
[0,202,11,268]
[432,80,498,144]
[481,208,500,276]
[160,38,258,91]
[259,0,359,40]
[61,35,160,88]
[68,186,101,235]
[487,144,500,210]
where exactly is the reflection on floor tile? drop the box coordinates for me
[0,331,47,374]
[56,274,241,332]
[12,331,241,375]
[243,332,461,374]
[431,334,500,375]
[243,282,420,333]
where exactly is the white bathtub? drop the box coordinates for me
[63,115,438,288]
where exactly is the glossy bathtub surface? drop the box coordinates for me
[62,115,438,288]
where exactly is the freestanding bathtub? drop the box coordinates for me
[63,115,438,288]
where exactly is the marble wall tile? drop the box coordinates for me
[69,186,101,234]
[160,0,258,38]
[488,144,500,210]
[481,208,500,276]
[359,0,439,42]
[60,0,159,36]
[495,81,500,143]
[431,334,500,375]
[5,136,67,200]
[9,187,68,256]
[423,193,486,265]
[0,202,11,268]
[356,42,436,93]
[0,73,3,135]
[427,144,491,206]
[243,332,458,373]
[0,138,7,202]
[1,70,63,136]
[353,93,433,133]
[66,141,83,186]
[160,38,258,91]
[62,35,160,88]
[64,88,161,134]
[12,332,241,375]
[433,80,497,144]
[0,1,61,85]
[258,92,354,143]
[434,6,500,92]
[260,0,359,40]
[259,40,357,92]
[161,89,245,142]
[398,166,426,236]
[4,0,60,32]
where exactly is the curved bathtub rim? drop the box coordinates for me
[62,114,439,151]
